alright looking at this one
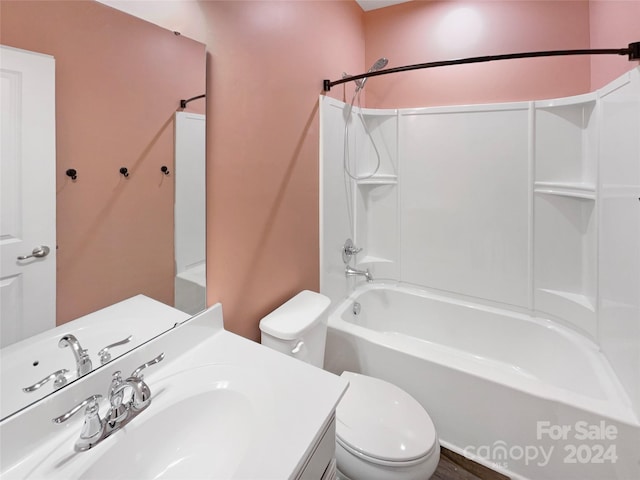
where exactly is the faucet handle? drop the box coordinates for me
[98,335,133,364]
[125,353,164,412]
[131,352,165,379]
[53,394,105,452]
[52,394,102,424]
[342,238,363,263]
[23,368,69,393]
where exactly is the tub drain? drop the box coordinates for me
[352,301,361,316]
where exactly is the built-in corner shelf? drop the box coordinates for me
[355,174,398,186]
[357,255,395,265]
[538,288,596,313]
[534,93,596,110]
[534,182,596,200]
[535,288,597,336]
[534,93,597,189]
[533,93,598,338]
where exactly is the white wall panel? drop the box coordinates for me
[174,112,206,273]
[399,105,530,307]
[321,97,400,301]
[597,67,640,416]
[320,97,354,304]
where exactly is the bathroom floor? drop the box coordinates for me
[433,448,510,480]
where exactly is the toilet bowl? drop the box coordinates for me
[259,291,440,480]
[335,371,439,480]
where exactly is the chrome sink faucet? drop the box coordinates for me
[53,353,164,452]
[345,265,373,282]
[109,352,164,415]
[59,334,92,377]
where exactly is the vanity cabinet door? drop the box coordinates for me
[297,415,336,480]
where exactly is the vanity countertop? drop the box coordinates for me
[1,294,190,420]
[0,303,349,479]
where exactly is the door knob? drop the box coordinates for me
[17,245,50,260]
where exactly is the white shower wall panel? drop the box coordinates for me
[174,112,206,315]
[175,112,206,273]
[320,97,358,303]
[597,68,640,416]
[399,105,531,308]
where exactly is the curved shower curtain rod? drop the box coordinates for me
[180,94,206,109]
[322,42,640,92]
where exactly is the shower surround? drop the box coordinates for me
[320,67,640,479]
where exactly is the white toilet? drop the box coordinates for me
[259,290,440,480]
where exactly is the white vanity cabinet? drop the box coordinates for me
[296,416,337,479]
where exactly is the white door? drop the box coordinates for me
[0,45,56,347]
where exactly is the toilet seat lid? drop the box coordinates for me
[336,372,437,463]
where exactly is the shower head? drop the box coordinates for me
[370,57,389,71]
[356,57,389,91]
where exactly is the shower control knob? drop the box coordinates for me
[342,238,362,263]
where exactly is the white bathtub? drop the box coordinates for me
[324,282,640,480]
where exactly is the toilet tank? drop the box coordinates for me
[259,290,331,368]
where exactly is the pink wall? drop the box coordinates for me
[4,0,632,341]
[1,0,205,324]
[363,0,592,108]
[589,0,640,90]
[200,0,364,341]
[200,0,635,342]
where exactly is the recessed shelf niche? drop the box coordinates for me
[355,183,397,267]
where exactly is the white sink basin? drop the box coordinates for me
[77,365,271,480]
[21,364,275,480]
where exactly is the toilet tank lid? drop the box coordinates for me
[259,290,331,340]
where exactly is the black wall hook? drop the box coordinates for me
[119,167,129,178]
[66,169,77,180]
[161,166,170,175]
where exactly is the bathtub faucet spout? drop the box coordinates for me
[345,265,373,282]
